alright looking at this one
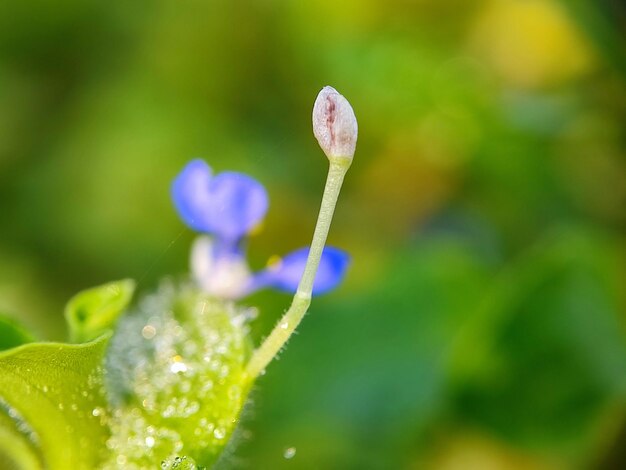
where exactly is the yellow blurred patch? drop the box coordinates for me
[247,221,264,237]
[352,129,455,239]
[470,0,595,88]
[266,255,283,271]
[421,432,564,470]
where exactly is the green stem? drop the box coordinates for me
[245,156,351,379]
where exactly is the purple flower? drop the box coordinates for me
[172,159,350,299]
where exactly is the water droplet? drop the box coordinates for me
[142,325,156,339]
[145,436,155,448]
[185,401,200,416]
[284,447,296,459]
[42,385,49,393]
[213,427,226,440]
[280,321,289,330]
[170,362,188,374]
[92,407,103,417]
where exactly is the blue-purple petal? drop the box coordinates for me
[205,171,269,240]
[171,159,215,232]
[171,160,269,240]
[254,247,350,296]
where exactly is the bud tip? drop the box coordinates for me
[312,86,358,160]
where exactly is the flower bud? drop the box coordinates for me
[312,86,358,160]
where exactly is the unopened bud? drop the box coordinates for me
[312,86,358,160]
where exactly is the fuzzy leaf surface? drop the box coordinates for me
[0,336,111,469]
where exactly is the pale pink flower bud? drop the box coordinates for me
[312,86,358,159]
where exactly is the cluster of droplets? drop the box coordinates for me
[161,455,203,469]
[0,396,40,449]
[102,282,253,469]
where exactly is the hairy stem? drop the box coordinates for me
[245,157,351,379]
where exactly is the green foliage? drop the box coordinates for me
[450,230,626,461]
[0,315,34,351]
[0,281,129,468]
[1,0,626,467]
[240,231,626,467]
[104,283,252,468]
[0,336,111,469]
[0,282,254,470]
[240,239,492,468]
[0,404,42,470]
[64,279,135,343]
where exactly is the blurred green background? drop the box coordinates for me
[1,0,626,468]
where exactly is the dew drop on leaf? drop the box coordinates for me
[213,427,226,440]
[142,325,156,339]
[103,282,253,468]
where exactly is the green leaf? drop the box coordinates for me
[104,283,252,468]
[0,336,111,469]
[0,315,35,351]
[64,279,135,343]
[564,0,626,78]
[449,230,626,461]
[0,404,43,469]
